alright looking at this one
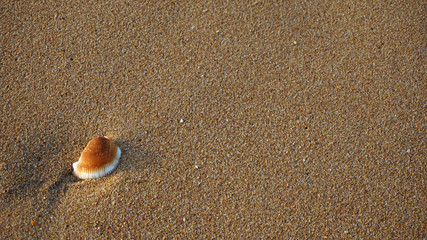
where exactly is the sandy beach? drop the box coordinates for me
[1,1,425,238]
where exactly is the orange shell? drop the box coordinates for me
[72,136,121,179]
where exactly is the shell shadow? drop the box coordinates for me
[2,134,71,198]
[2,130,80,222]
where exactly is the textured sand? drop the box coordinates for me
[0,1,425,239]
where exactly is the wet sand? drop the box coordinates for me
[0,1,425,238]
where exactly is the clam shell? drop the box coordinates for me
[72,136,121,179]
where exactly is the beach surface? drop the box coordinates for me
[0,1,425,238]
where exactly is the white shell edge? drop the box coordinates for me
[72,147,121,179]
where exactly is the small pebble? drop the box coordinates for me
[0,162,6,170]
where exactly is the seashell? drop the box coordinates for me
[73,136,121,179]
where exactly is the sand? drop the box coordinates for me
[0,0,425,239]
